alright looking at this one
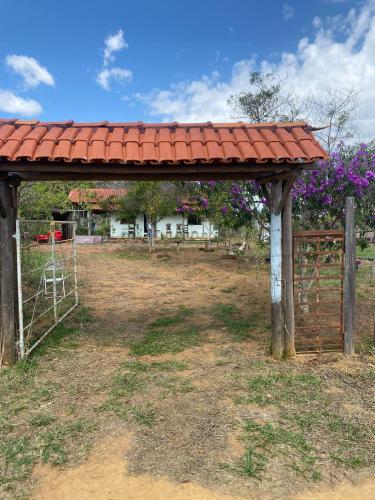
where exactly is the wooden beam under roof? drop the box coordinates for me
[0,159,315,183]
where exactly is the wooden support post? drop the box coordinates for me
[270,181,283,359]
[344,196,355,356]
[282,182,295,357]
[0,181,17,365]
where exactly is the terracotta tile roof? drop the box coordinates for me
[69,188,127,205]
[0,119,328,165]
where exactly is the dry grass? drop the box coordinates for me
[0,242,374,499]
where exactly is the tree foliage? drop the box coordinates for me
[293,142,375,243]
[18,181,93,219]
[117,181,178,227]
[228,72,298,123]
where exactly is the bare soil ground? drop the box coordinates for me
[1,240,374,499]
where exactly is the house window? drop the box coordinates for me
[166,223,172,231]
[120,218,134,225]
[187,213,201,225]
[176,224,182,231]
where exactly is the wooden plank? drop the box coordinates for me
[276,176,294,215]
[295,312,340,318]
[271,180,283,359]
[295,250,342,256]
[296,263,343,268]
[293,230,344,237]
[257,171,293,185]
[0,160,296,178]
[344,197,356,355]
[295,300,342,305]
[294,275,342,282]
[295,325,342,330]
[7,171,297,182]
[282,180,295,358]
[0,181,17,365]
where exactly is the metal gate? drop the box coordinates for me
[15,220,78,359]
[293,230,344,353]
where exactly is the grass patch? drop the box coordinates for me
[224,420,319,480]
[211,303,263,340]
[221,285,238,294]
[130,326,201,356]
[0,307,98,497]
[228,365,375,483]
[29,413,55,428]
[356,336,375,356]
[288,408,375,470]
[356,262,375,299]
[236,372,322,407]
[0,418,95,495]
[121,359,187,372]
[149,306,193,329]
[117,250,150,261]
[356,245,375,259]
[98,359,192,426]
[33,306,95,357]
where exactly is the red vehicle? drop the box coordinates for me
[36,229,63,243]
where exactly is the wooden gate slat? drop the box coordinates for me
[293,229,344,354]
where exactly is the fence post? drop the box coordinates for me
[0,181,17,365]
[344,196,356,355]
[282,184,295,357]
[271,181,283,359]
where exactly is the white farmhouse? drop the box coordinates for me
[68,188,216,239]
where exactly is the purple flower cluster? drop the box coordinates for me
[293,143,375,206]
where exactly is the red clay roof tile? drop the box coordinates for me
[0,119,328,165]
[68,188,127,207]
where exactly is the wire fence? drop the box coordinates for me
[15,220,78,358]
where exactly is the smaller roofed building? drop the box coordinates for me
[68,188,216,239]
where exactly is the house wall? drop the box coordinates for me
[109,211,216,239]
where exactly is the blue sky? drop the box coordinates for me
[0,0,373,138]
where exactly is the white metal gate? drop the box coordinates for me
[15,220,78,358]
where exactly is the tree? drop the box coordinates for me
[306,88,359,153]
[228,71,359,153]
[117,182,178,249]
[228,72,299,123]
[18,181,93,219]
[177,181,268,251]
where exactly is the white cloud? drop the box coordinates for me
[283,3,295,21]
[96,67,133,90]
[97,29,132,90]
[138,0,375,141]
[6,55,54,88]
[103,29,127,66]
[136,60,255,123]
[0,90,42,116]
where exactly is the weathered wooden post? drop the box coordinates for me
[270,181,283,359]
[282,182,295,357]
[344,196,356,355]
[0,180,18,365]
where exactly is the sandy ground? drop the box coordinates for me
[33,434,375,500]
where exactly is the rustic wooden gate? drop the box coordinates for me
[293,230,344,353]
